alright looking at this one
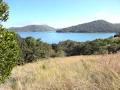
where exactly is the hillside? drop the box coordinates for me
[0,54,120,90]
[9,25,56,32]
[9,20,120,32]
[57,20,120,33]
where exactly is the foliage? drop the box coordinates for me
[17,34,120,65]
[0,26,19,82]
[17,36,55,64]
[52,44,65,57]
[0,0,19,83]
[58,38,120,56]
[0,0,9,22]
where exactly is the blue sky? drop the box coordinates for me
[4,0,120,28]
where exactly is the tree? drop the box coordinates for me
[17,37,55,64]
[0,26,19,82]
[108,44,120,54]
[0,0,19,82]
[52,44,65,57]
[0,0,9,22]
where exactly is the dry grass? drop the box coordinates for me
[0,54,120,90]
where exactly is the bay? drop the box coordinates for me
[18,32,115,44]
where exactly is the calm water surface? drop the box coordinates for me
[18,32,115,44]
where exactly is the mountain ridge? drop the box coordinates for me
[9,24,56,32]
[9,20,120,32]
[57,20,120,33]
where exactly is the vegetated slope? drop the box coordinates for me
[57,20,120,32]
[9,25,56,32]
[0,54,120,90]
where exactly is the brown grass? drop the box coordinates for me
[0,54,120,90]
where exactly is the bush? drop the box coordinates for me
[108,43,120,54]
[17,37,55,64]
[0,26,19,82]
[52,44,65,57]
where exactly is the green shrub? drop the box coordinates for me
[17,37,55,64]
[0,26,19,82]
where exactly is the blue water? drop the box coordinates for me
[18,32,115,44]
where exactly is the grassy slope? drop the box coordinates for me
[0,54,120,90]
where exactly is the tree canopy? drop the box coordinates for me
[0,0,19,83]
[0,0,9,22]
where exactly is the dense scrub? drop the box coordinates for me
[58,37,120,56]
[17,36,56,64]
[0,27,19,82]
[17,34,120,65]
[0,0,19,83]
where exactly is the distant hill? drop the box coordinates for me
[9,25,56,32]
[57,20,120,33]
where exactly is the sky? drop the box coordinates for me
[3,0,120,28]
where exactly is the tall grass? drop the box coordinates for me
[0,54,120,90]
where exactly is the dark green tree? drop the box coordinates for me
[0,0,9,22]
[0,0,19,82]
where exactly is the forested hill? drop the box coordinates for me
[9,20,120,32]
[9,25,56,32]
[57,20,120,33]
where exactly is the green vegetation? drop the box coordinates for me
[16,34,120,65]
[17,36,55,64]
[1,0,120,86]
[58,37,120,56]
[0,0,19,82]
[0,27,19,82]
[0,0,9,21]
